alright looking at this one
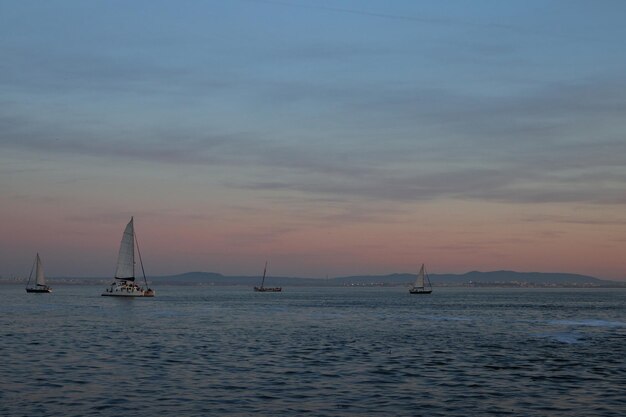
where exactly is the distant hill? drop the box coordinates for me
[2,270,623,287]
[146,270,623,287]
[148,272,325,286]
[450,270,607,285]
[326,270,614,287]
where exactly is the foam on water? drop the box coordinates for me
[548,319,626,327]
[535,331,584,344]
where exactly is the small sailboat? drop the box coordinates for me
[102,217,155,297]
[26,253,51,293]
[254,261,282,292]
[409,263,432,294]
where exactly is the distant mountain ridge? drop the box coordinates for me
[3,270,623,287]
[145,270,622,287]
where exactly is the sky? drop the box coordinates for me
[1,0,626,280]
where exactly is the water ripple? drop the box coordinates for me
[0,286,624,416]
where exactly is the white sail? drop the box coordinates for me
[115,217,135,280]
[35,253,45,286]
[414,264,425,288]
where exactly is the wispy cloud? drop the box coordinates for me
[3,75,626,206]
[244,0,518,31]
[523,214,626,226]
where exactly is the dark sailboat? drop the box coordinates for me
[409,264,432,294]
[25,253,51,293]
[254,261,282,292]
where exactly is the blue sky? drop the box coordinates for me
[2,1,626,279]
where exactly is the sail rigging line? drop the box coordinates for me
[134,229,149,288]
[424,266,432,289]
[26,254,37,288]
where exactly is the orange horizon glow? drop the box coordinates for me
[2,197,625,281]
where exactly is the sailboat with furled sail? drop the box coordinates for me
[26,253,51,293]
[254,261,282,292]
[102,217,155,297]
[409,263,432,294]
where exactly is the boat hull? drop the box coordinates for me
[102,283,155,297]
[26,288,51,293]
[254,286,282,292]
[101,292,152,297]
[409,289,432,294]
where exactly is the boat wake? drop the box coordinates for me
[536,331,583,344]
[547,319,626,328]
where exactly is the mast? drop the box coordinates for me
[115,217,135,281]
[26,254,37,289]
[424,265,432,290]
[260,261,267,289]
[134,227,149,288]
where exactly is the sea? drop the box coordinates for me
[1,285,624,416]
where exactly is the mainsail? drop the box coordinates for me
[414,264,425,288]
[409,263,432,294]
[35,253,45,286]
[115,217,135,281]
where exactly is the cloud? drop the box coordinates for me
[245,0,517,31]
[231,76,626,205]
[65,210,166,225]
[522,214,626,226]
[0,45,236,98]
[2,67,626,206]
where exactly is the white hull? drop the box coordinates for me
[101,291,148,297]
[102,282,154,297]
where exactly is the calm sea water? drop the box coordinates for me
[0,285,624,416]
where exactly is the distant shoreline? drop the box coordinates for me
[2,269,625,289]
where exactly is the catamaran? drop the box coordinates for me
[102,217,155,297]
[409,263,432,294]
[26,253,51,293]
[254,261,282,292]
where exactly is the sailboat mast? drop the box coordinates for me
[134,228,149,288]
[26,254,37,288]
[261,261,267,288]
[424,265,432,290]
